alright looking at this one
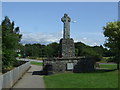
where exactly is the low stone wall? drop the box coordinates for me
[0,75,3,90]
[44,59,78,72]
[0,61,30,89]
[73,58,95,73]
[43,57,95,74]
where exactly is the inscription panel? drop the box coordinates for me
[67,63,73,70]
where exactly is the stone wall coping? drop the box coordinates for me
[44,56,87,61]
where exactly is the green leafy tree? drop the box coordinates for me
[75,42,86,56]
[103,21,120,70]
[92,45,104,56]
[20,44,47,58]
[2,16,22,69]
[75,48,79,56]
[75,42,103,62]
[46,42,59,58]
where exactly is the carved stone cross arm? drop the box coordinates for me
[61,14,71,22]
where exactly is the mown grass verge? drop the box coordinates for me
[99,64,117,69]
[30,61,43,66]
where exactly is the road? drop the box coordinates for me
[17,58,43,63]
[18,58,117,65]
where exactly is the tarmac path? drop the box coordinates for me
[12,65,45,88]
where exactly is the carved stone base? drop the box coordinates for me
[60,38,75,58]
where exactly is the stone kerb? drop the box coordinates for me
[0,61,30,89]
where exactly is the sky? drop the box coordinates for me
[2,2,118,46]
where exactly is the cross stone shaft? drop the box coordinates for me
[61,13,71,39]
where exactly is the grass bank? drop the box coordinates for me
[30,61,43,66]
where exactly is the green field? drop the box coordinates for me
[100,64,117,69]
[30,61,43,66]
[44,64,118,88]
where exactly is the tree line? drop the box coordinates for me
[19,41,114,63]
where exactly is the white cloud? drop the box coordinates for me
[74,37,103,46]
[21,31,62,44]
[73,31,105,46]
[21,31,104,46]
[71,20,77,23]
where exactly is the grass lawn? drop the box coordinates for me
[44,71,118,88]
[44,64,118,88]
[99,64,117,69]
[30,61,43,66]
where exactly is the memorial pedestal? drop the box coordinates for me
[60,38,75,58]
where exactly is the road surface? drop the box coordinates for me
[17,58,43,63]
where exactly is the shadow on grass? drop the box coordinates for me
[32,69,118,75]
[73,69,118,74]
[93,68,117,73]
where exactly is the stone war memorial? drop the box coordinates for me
[43,14,95,74]
[60,13,75,58]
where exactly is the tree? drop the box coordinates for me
[46,42,59,57]
[103,21,120,70]
[2,16,22,69]
[75,42,102,62]
[75,42,86,56]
